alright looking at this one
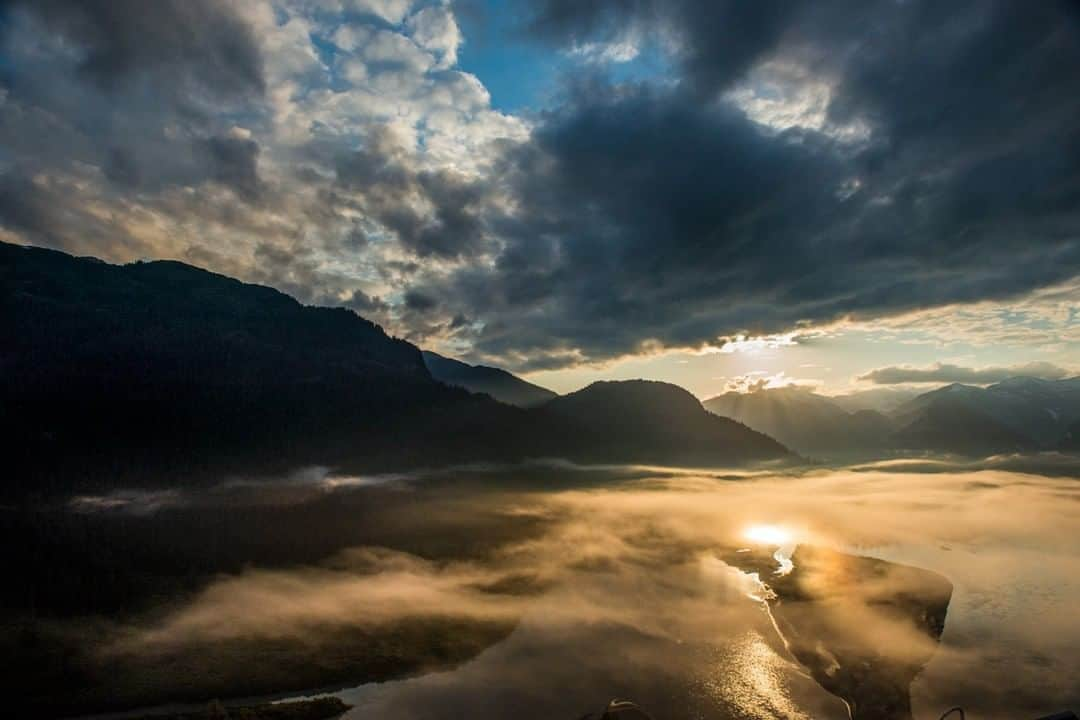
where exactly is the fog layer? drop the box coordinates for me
[54,459,1074,719]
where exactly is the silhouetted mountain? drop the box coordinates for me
[2,241,532,494]
[2,242,791,496]
[890,395,1038,455]
[890,377,1080,449]
[423,350,557,407]
[538,380,792,465]
[703,387,892,455]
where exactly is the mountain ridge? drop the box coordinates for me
[703,379,1080,457]
[889,377,1080,446]
[2,241,793,496]
[543,380,792,465]
[703,386,890,455]
[422,350,557,407]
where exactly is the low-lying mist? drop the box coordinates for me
[9,458,1080,719]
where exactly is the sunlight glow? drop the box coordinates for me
[717,333,799,354]
[743,524,792,546]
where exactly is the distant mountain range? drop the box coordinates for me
[422,351,557,407]
[890,378,1080,448]
[7,240,1075,495]
[2,241,791,497]
[419,355,788,463]
[704,387,893,455]
[705,377,1080,457]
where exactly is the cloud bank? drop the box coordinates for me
[858,361,1074,385]
[1,0,1078,369]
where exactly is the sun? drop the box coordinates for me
[743,524,792,546]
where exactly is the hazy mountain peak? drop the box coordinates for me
[890,375,1080,451]
[992,376,1050,388]
[942,382,977,393]
[703,385,889,456]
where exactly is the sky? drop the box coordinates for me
[1,0,1078,397]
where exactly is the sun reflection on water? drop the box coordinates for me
[743,524,792,546]
[697,631,814,720]
[743,524,798,577]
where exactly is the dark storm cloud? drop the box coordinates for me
[0,174,56,240]
[858,362,1074,386]
[0,0,264,97]
[1,0,1078,370]
[435,85,849,361]
[203,135,262,202]
[334,127,491,259]
[398,0,1080,368]
[0,0,269,252]
[342,289,390,315]
[404,290,438,312]
[103,147,140,187]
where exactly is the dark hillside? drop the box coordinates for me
[537,380,792,465]
[2,242,515,495]
[2,243,791,497]
[423,350,557,407]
